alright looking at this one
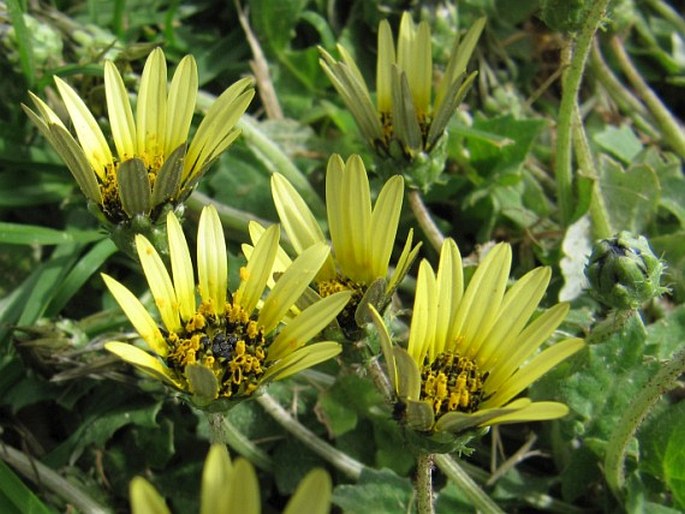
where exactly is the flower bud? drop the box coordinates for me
[585,232,667,309]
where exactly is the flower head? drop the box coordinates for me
[23,48,254,227]
[319,13,484,175]
[260,153,421,339]
[371,239,584,442]
[104,205,350,409]
[130,443,332,514]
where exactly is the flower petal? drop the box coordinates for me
[407,259,437,365]
[482,337,585,408]
[269,290,351,361]
[101,274,167,356]
[165,55,198,157]
[484,401,570,426]
[136,47,167,164]
[236,224,279,317]
[284,468,331,514]
[136,234,181,333]
[259,242,330,334]
[166,211,196,321]
[54,76,113,179]
[197,205,228,314]
[262,341,342,382]
[200,445,232,514]
[105,341,180,387]
[130,477,171,514]
[386,229,421,296]
[376,20,395,114]
[226,459,260,514]
[104,60,137,161]
[432,239,463,358]
[370,175,404,279]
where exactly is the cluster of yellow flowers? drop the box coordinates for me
[25,12,584,511]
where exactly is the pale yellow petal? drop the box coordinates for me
[386,230,421,296]
[236,224,279,317]
[269,290,351,361]
[226,459,260,514]
[136,47,167,163]
[262,341,341,382]
[165,55,198,157]
[105,341,180,387]
[135,235,181,333]
[166,211,196,321]
[54,76,113,179]
[485,303,570,393]
[433,239,463,358]
[368,304,399,393]
[200,444,232,514]
[477,266,551,370]
[104,60,137,161]
[284,468,331,514]
[198,205,228,314]
[376,20,395,114]
[101,274,167,356]
[452,243,511,358]
[259,243,330,334]
[482,338,585,408]
[130,477,171,514]
[407,260,437,365]
[369,175,404,279]
[325,154,351,269]
[484,401,570,426]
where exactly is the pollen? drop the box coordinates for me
[165,300,267,399]
[317,275,366,339]
[420,351,486,418]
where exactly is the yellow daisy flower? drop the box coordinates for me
[23,47,254,226]
[103,205,351,408]
[260,153,421,339]
[370,238,585,436]
[130,444,332,514]
[320,12,485,160]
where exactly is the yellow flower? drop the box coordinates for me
[257,153,421,339]
[130,444,332,514]
[320,13,485,160]
[370,239,585,436]
[23,48,254,225]
[103,205,351,408]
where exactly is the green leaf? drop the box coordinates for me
[332,468,413,514]
[0,223,102,245]
[6,0,35,87]
[318,375,381,437]
[0,168,72,207]
[641,402,685,509]
[0,459,55,514]
[596,155,660,233]
[250,0,308,53]
[652,231,685,302]
[593,125,643,164]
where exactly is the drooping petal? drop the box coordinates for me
[197,205,228,314]
[166,211,196,322]
[54,76,113,179]
[368,304,399,393]
[105,342,180,387]
[101,274,167,356]
[200,444,232,514]
[484,401,570,426]
[165,55,198,158]
[258,242,330,334]
[136,47,167,165]
[434,398,532,433]
[104,60,137,161]
[386,230,422,296]
[269,290,351,362]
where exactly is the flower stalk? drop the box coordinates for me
[416,452,435,514]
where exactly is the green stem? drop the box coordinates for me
[604,343,685,496]
[416,453,435,514]
[206,412,273,472]
[256,392,364,480]
[186,191,271,237]
[589,40,659,139]
[644,0,685,34]
[434,454,505,514]
[407,189,444,253]
[609,35,685,158]
[555,0,612,226]
[0,443,110,514]
[571,105,612,238]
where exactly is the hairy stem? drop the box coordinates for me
[407,189,444,253]
[416,453,435,514]
[555,0,612,225]
[434,454,506,514]
[257,392,364,480]
[207,412,273,471]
